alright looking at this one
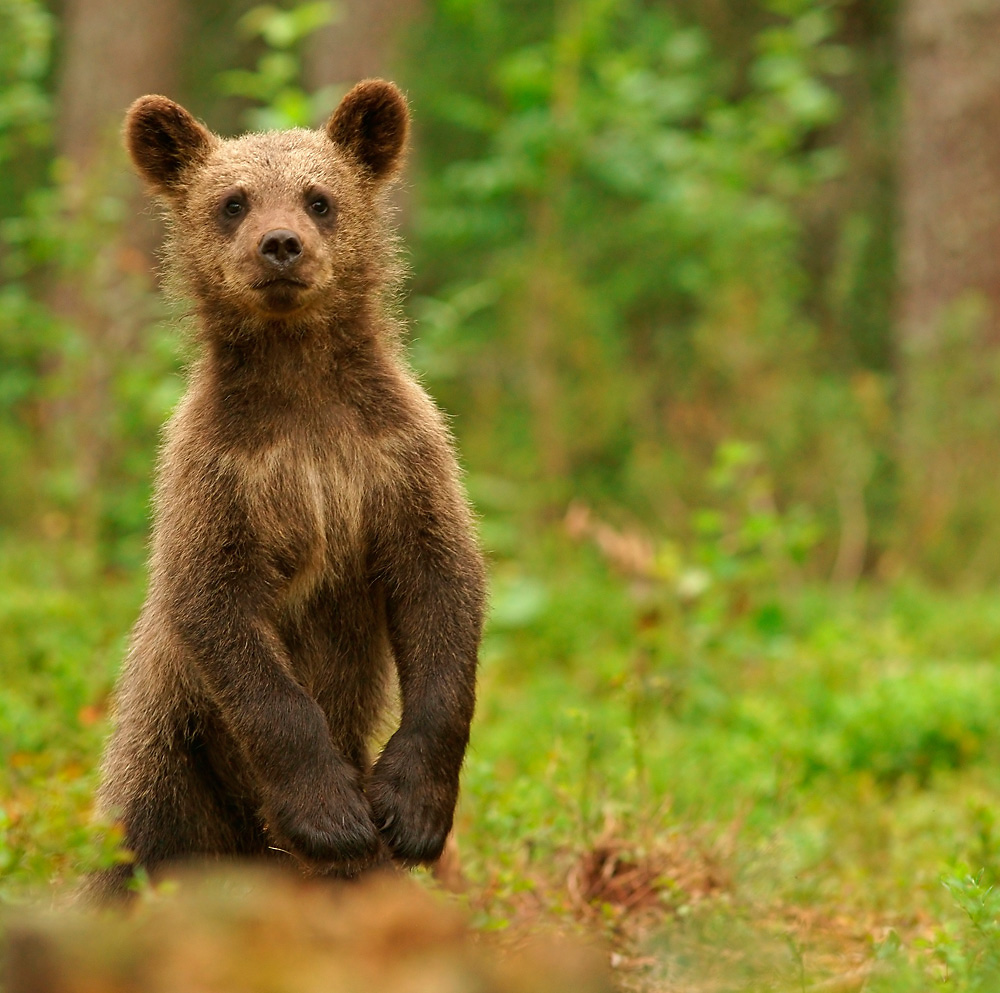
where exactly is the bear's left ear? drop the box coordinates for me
[326,79,409,182]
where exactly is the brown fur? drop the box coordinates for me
[84,81,485,901]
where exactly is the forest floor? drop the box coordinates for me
[4,526,1000,991]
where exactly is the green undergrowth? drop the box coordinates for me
[5,529,1000,989]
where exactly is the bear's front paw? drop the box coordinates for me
[265,773,383,868]
[367,738,459,865]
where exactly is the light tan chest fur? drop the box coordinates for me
[222,434,399,607]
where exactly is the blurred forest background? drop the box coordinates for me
[3,0,998,583]
[8,0,1000,990]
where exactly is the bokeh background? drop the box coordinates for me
[6,1,1000,990]
[4,0,987,579]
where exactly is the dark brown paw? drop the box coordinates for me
[265,775,383,867]
[368,738,459,865]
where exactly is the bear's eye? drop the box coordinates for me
[308,195,330,216]
[223,198,245,217]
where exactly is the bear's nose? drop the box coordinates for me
[258,229,303,267]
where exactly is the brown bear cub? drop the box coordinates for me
[84,80,485,901]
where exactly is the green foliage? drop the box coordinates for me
[0,0,183,552]
[933,872,1000,990]
[0,0,52,167]
[403,0,884,578]
[218,1,341,129]
[0,540,141,900]
[0,159,181,552]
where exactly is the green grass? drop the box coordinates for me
[5,527,1000,989]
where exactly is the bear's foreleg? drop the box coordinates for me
[367,484,486,865]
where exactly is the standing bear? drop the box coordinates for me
[85,80,485,901]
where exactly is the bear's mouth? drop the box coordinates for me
[251,277,310,291]
[249,276,314,315]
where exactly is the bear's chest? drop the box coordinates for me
[230,436,396,605]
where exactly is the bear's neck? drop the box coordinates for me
[196,304,397,409]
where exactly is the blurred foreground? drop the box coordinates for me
[4,868,610,993]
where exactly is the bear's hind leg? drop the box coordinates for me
[81,725,267,905]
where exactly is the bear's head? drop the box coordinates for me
[124,80,409,327]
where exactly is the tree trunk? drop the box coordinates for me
[897,0,1000,575]
[46,0,183,549]
[899,0,1000,346]
[58,0,183,173]
[304,0,422,93]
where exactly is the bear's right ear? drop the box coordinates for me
[124,96,215,196]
